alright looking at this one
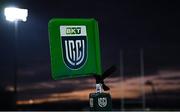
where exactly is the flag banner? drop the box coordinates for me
[48,19,102,79]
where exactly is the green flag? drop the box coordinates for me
[48,18,102,79]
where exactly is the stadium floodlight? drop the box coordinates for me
[4,7,28,22]
[3,6,28,97]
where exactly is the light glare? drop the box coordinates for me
[4,7,28,22]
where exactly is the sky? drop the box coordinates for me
[0,0,180,110]
[16,69,180,105]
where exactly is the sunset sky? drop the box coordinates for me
[16,69,180,105]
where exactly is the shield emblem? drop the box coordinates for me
[98,97,107,108]
[60,26,87,69]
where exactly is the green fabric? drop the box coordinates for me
[48,18,102,80]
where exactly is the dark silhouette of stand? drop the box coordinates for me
[0,85,16,110]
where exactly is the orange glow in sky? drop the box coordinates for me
[17,69,180,105]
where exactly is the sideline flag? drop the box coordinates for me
[48,18,102,79]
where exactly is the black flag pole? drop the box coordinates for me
[94,65,117,91]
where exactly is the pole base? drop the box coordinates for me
[89,92,112,111]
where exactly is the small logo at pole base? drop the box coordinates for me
[98,97,107,108]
